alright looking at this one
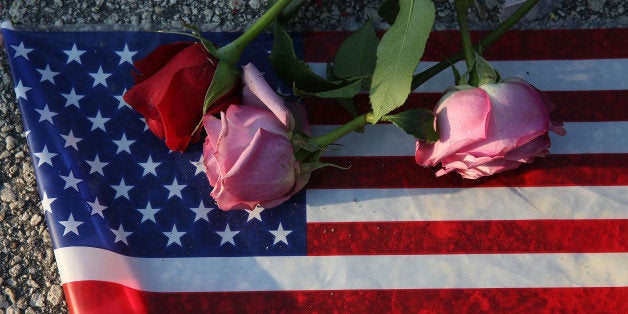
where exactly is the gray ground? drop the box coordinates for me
[0,0,625,313]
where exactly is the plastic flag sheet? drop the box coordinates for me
[2,22,627,312]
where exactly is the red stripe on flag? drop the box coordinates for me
[304,28,628,62]
[304,90,628,125]
[308,154,628,189]
[63,281,628,313]
[307,219,627,255]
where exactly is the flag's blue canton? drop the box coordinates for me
[2,28,306,258]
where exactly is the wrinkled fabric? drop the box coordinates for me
[124,42,234,151]
[203,64,311,210]
[416,78,566,179]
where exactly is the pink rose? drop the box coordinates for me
[415,78,566,179]
[202,64,310,210]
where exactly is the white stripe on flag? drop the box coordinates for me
[306,186,628,222]
[309,59,628,92]
[313,122,628,157]
[54,247,627,292]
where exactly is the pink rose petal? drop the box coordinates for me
[219,129,296,209]
[416,88,491,166]
[242,63,295,130]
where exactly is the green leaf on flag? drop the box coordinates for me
[269,23,338,92]
[381,108,438,143]
[332,21,379,80]
[294,78,364,99]
[203,61,238,113]
[369,0,435,123]
[336,97,358,118]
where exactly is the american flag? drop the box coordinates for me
[2,21,627,312]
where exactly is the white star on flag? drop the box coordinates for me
[41,192,56,214]
[60,170,83,191]
[114,90,130,110]
[63,43,86,64]
[190,201,214,222]
[116,44,138,65]
[139,155,160,177]
[269,223,292,246]
[33,145,57,167]
[89,66,112,87]
[61,88,84,108]
[35,104,57,124]
[113,134,134,154]
[165,178,185,199]
[163,225,186,247]
[246,205,265,222]
[111,224,133,245]
[58,213,84,236]
[37,64,60,83]
[191,155,206,175]
[87,197,108,218]
[112,178,134,200]
[88,111,109,131]
[14,80,31,101]
[137,202,161,223]
[85,154,108,176]
[10,41,33,59]
[60,130,83,150]
[216,224,239,246]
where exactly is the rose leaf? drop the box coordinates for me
[369,0,435,123]
[381,108,438,143]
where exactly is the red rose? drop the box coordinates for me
[123,42,234,151]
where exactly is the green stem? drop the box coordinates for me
[276,0,308,23]
[454,0,475,71]
[411,0,540,89]
[310,114,369,149]
[213,0,294,65]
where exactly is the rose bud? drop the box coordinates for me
[415,78,566,179]
[123,42,235,152]
[202,63,311,210]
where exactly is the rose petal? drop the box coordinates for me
[465,81,550,157]
[131,42,193,83]
[216,105,288,173]
[202,113,226,186]
[203,112,224,148]
[467,159,522,179]
[242,63,295,130]
[437,153,521,179]
[145,116,165,139]
[209,179,258,211]
[504,78,567,137]
[416,88,491,166]
[124,43,214,150]
[502,134,551,162]
[437,154,493,177]
[216,128,296,210]
[158,65,215,151]
[124,43,211,120]
[261,163,310,209]
[242,85,266,109]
